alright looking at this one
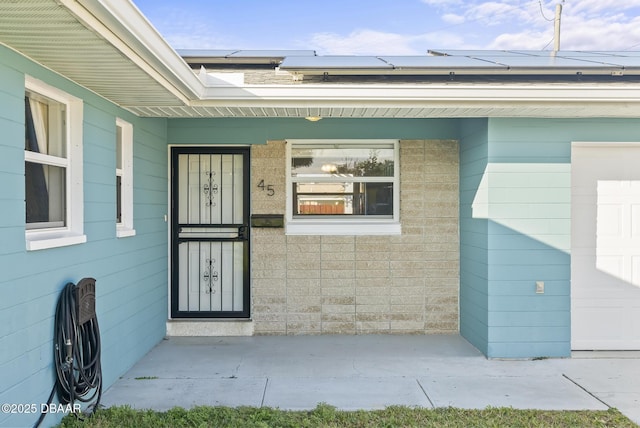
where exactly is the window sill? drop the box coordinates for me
[286,220,401,236]
[26,231,87,251]
[116,227,136,238]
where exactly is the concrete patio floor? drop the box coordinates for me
[101,335,640,425]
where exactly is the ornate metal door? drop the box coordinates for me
[171,147,250,318]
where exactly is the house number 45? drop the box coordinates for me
[257,179,275,196]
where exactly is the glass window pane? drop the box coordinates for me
[116,126,123,169]
[25,162,66,227]
[294,182,393,216]
[25,94,66,158]
[116,175,122,223]
[292,147,394,177]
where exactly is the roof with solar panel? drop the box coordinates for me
[179,49,640,83]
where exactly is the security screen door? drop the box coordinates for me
[171,147,250,318]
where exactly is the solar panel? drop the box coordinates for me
[592,51,640,56]
[429,50,532,57]
[280,56,392,69]
[184,49,640,75]
[178,49,239,58]
[562,56,640,68]
[434,51,640,71]
[227,50,316,58]
[595,57,640,68]
[510,50,612,57]
[379,56,507,70]
[471,55,621,69]
[506,50,640,68]
[179,49,317,66]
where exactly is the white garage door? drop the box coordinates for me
[572,143,640,350]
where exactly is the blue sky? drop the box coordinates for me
[132,0,640,54]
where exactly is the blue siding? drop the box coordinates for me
[481,117,640,358]
[3,44,640,418]
[460,117,640,358]
[167,117,460,144]
[488,341,569,358]
[0,46,168,427]
[483,118,572,358]
[459,119,489,355]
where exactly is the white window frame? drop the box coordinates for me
[286,139,401,235]
[25,76,86,251]
[116,118,136,238]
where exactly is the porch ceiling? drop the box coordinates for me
[125,103,637,119]
[0,0,197,108]
[1,0,640,120]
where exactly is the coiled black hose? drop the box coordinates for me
[34,281,102,427]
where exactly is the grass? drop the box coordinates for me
[57,404,638,428]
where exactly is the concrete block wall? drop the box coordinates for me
[251,139,459,335]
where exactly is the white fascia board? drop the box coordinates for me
[197,84,640,103]
[192,85,640,117]
[62,0,204,102]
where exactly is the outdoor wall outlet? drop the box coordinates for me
[536,281,545,294]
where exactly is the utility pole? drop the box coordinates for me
[553,2,563,52]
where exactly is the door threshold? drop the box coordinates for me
[166,319,254,336]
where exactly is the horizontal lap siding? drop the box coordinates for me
[485,118,571,358]
[484,117,640,358]
[167,117,460,144]
[0,46,168,428]
[459,119,489,355]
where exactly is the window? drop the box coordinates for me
[286,140,400,235]
[25,76,85,250]
[115,118,135,238]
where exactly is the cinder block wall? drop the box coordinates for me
[251,139,459,335]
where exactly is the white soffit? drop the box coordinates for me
[180,81,640,119]
[0,0,196,108]
[126,101,640,119]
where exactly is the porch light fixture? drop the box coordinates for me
[305,116,322,122]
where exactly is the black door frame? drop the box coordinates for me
[170,146,250,318]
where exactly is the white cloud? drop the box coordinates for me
[138,6,240,49]
[488,4,640,51]
[424,31,471,49]
[309,30,421,55]
[569,0,640,16]
[421,0,463,6]
[488,31,553,50]
[165,33,229,50]
[138,0,640,53]
[442,13,466,25]
[560,15,640,50]
[430,1,640,50]
[465,1,541,26]
[307,29,469,55]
